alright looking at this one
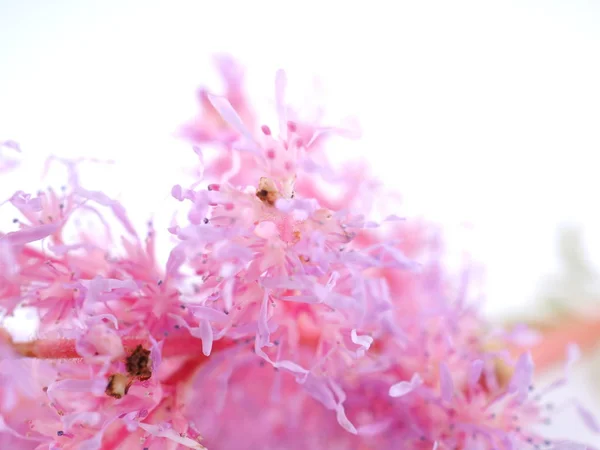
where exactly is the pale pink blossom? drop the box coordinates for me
[0,57,596,450]
[0,139,21,173]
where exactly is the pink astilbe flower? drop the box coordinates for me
[0,57,597,450]
[179,56,366,213]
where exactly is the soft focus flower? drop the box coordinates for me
[0,56,597,450]
[179,54,256,147]
[0,139,21,173]
[178,58,366,213]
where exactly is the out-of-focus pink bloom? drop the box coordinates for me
[0,139,21,173]
[179,54,256,148]
[179,57,365,213]
[0,57,596,450]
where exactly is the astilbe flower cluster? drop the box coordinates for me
[0,55,597,450]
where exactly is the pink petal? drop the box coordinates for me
[137,422,207,449]
[148,334,163,373]
[166,245,186,278]
[439,362,454,402]
[275,198,319,218]
[256,292,271,348]
[576,403,600,433]
[0,140,21,152]
[5,222,60,246]
[206,93,259,153]
[62,412,102,431]
[275,69,288,139]
[75,187,136,236]
[199,319,213,356]
[508,352,534,403]
[389,373,422,398]
[186,305,230,323]
[468,359,484,387]
[350,329,373,358]
[336,405,358,435]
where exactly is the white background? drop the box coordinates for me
[1,0,600,445]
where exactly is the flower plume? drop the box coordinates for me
[0,55,596,449]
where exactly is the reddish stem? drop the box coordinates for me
[518,316,600,371]
[8,312,600,377]
[7,332,233,360]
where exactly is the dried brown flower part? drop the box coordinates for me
[256,177,279,206]
[105,345,152,399]
[126,344,152,380]
[105,373,132,399]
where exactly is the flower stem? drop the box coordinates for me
[3,330,233,360]
[516,316,600,370]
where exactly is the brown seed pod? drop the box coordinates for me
[105,373,132,399]
[126,344,152,381]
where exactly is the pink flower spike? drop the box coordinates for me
[0,55,597,450]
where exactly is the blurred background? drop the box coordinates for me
[1,0,600,444]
